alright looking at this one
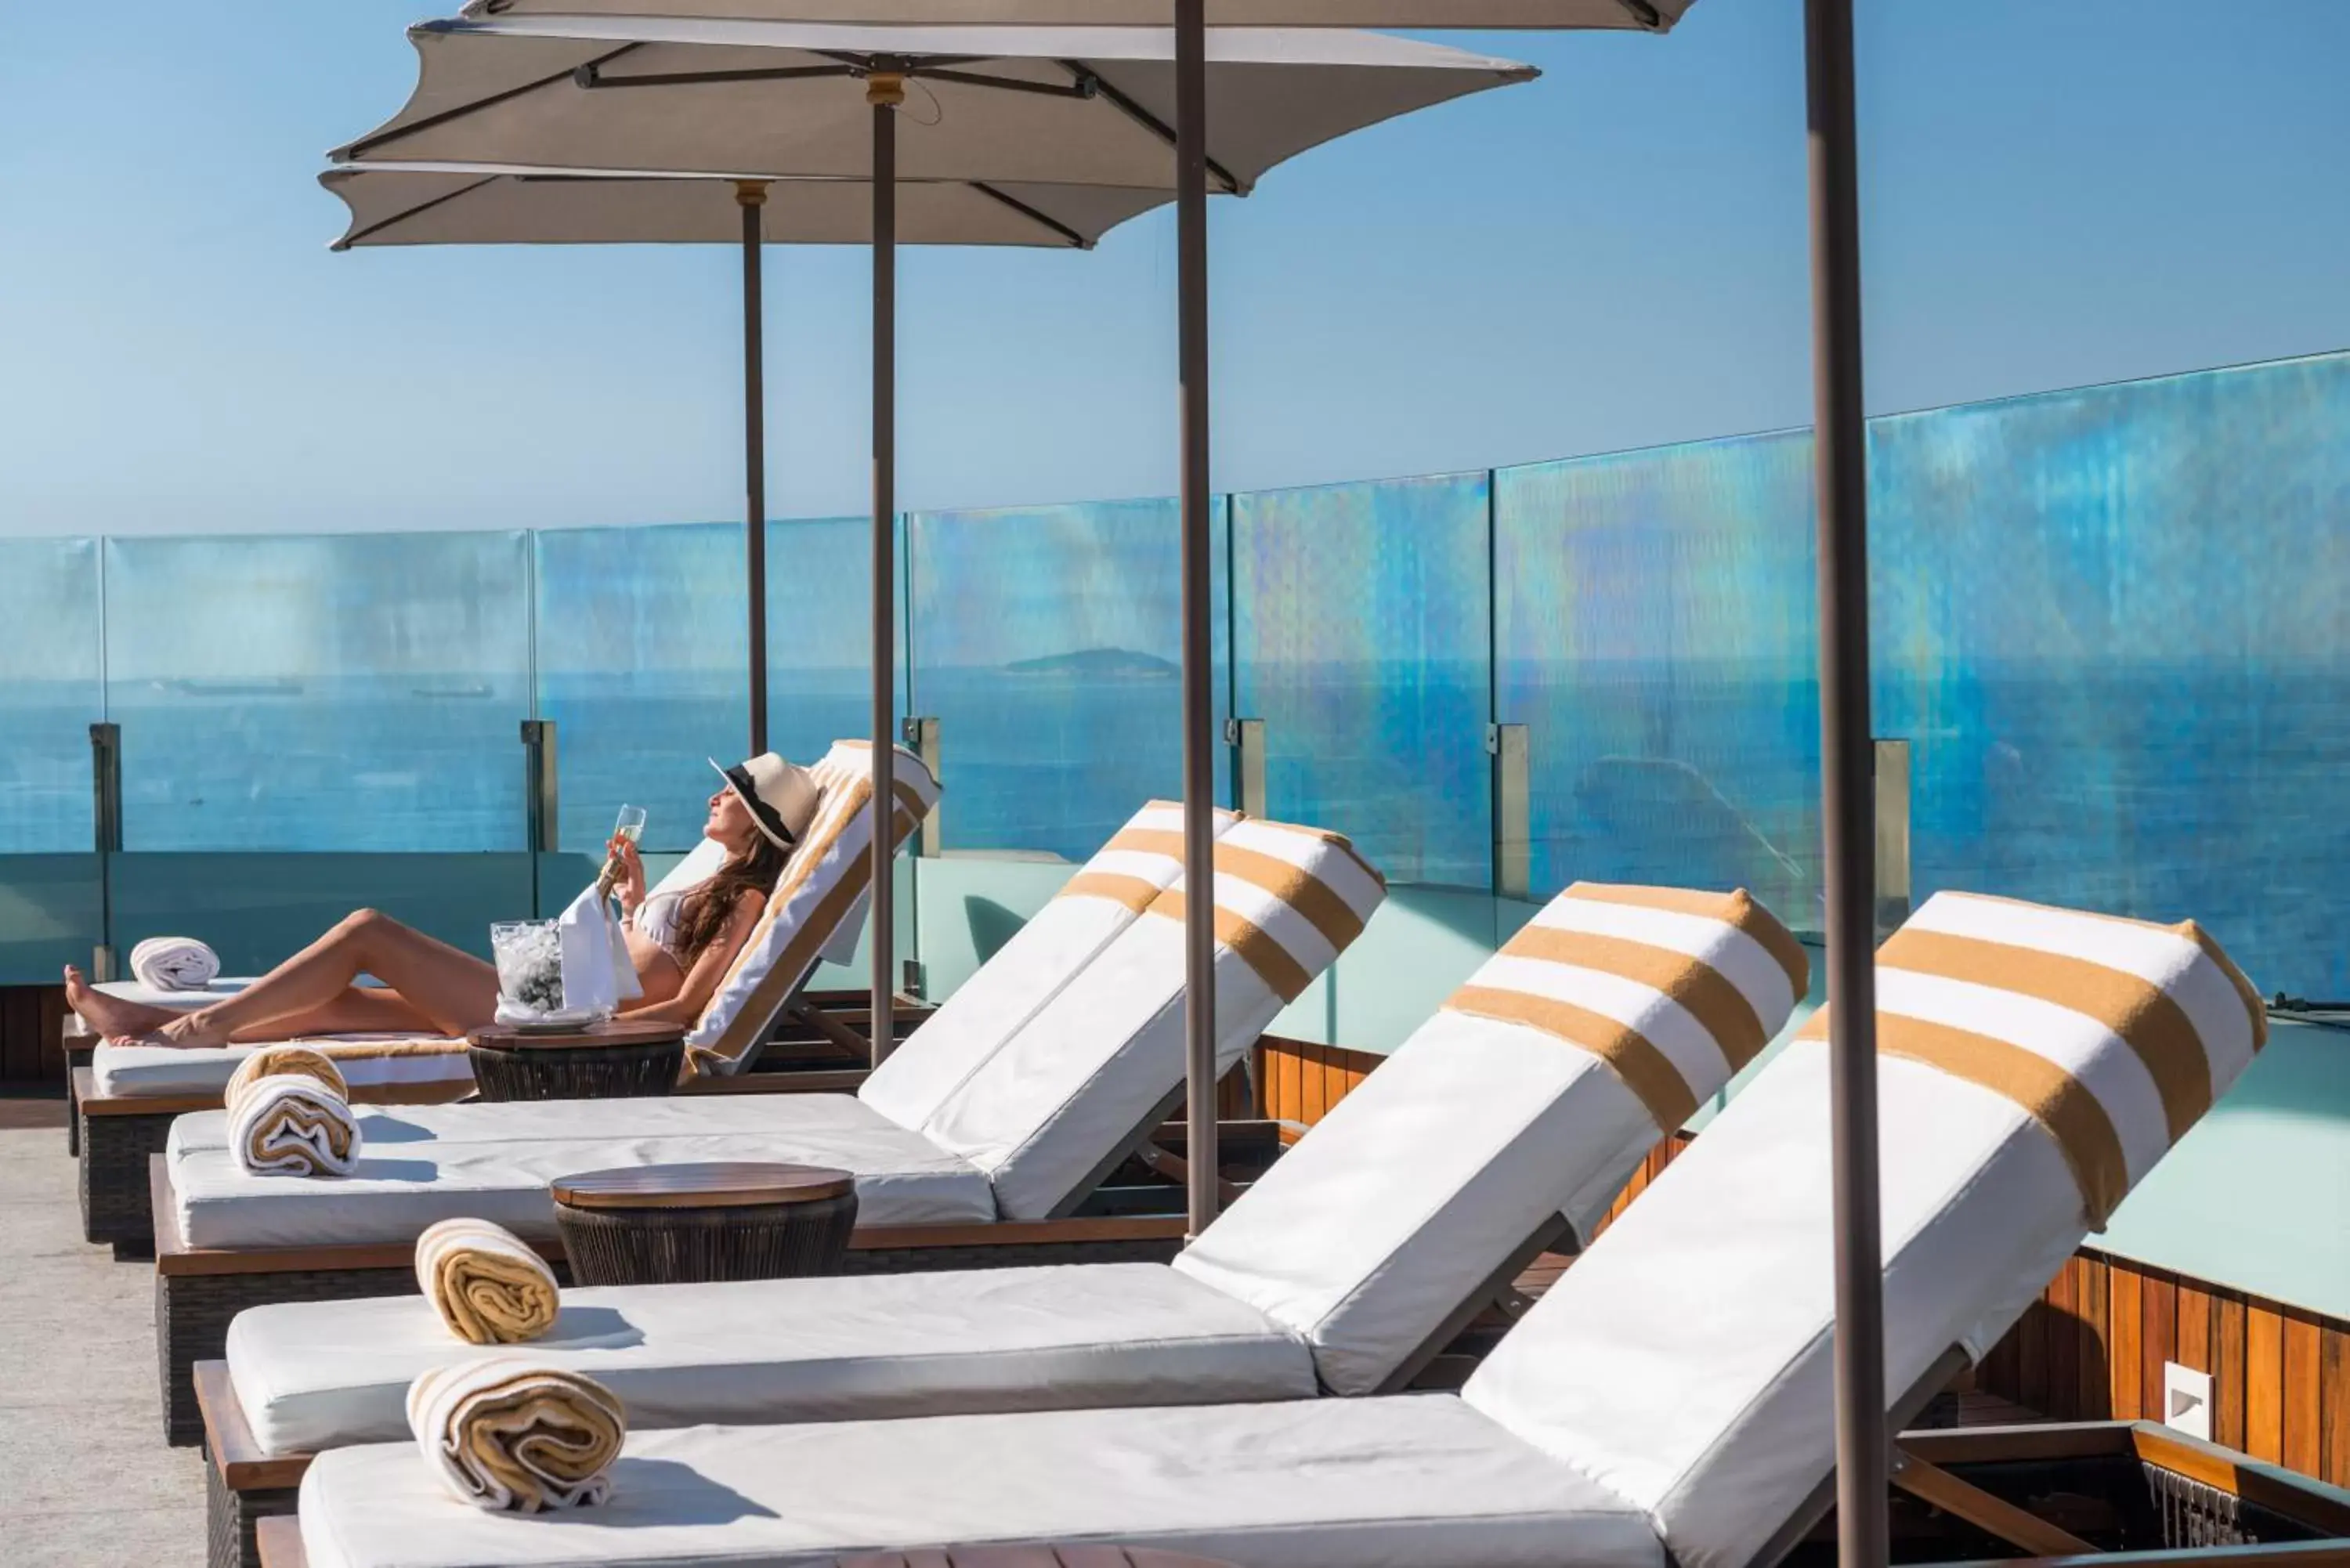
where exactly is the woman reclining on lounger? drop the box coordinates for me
[64,754,819,1050]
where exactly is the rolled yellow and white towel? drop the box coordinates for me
[416,1218,561,1346]
[224,1045,349,1118]
[407,1360,626,1514]
[129,935,220,991]
[229,1074,360,1177]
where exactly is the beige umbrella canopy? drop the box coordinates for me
[322,162,1170,249]
[336,18,1538,188]
[457,0,1693,27]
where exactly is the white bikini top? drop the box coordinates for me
[631,887,694,963]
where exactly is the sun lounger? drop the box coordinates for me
[193,882,1804,1566]
[71,741,940,1252]
[284,891,2265,1568]
[150,811,1372,1444]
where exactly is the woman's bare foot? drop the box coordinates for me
[63,966,178,1039]
[152,1010,236,1050]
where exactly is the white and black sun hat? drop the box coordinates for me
[708,753,822,850]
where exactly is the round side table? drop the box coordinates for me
[465,1018,686,1100]
[552,1162,859,1285]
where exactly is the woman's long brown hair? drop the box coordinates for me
[672,833,792,967]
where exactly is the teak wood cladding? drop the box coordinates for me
[0,985,69,1087]
[1251,1035,2350,1493]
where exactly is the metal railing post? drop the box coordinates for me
[520,720,559,916]
[1874,738,1912,942]
[1488,722,1530,901]
[89,722,121,981]
[901,715,941,857]
[1224,717,1266,818]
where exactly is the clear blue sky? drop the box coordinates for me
[1,1,2344,537]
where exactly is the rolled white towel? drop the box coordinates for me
[407,1359,626,1514]
[224,1045,349,1119]
[415,1218,561,1345]
[129,936,220,992]
[230,1074,360,1177]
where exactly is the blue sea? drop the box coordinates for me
[7,656,2348,994]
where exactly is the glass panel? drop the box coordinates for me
[907,497,1228,862]
[1495,433,1821,928]
[1871,350,2350,994]
[105,532,532,852]
[0,537,101,852]
[765,515,908,770]
[1231,472,1491,887]
[908,854,1080,1002]
[535,522,747,854]
[109,853,536,971]
[0,855,102,987]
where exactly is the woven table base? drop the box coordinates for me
[557,1190,859,1285]
[467,1038,682,1100]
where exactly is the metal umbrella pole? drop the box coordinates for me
[1174,0,1219,1237]
[1804,0,1886,1563]
[739,181,771,756]
[870,68,902,1064]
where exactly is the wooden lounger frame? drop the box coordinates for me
[237,1418,2350,1568]
[70,990,924,1256]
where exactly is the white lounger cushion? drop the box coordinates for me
[168,1096,992,1249]
[859,800,1231,1133]
[92,1035,473,1098]
[230,1262,1314,1456]
[1461,890,2264,1568]
[1461,1042,2082,1568]
[298,1396,1663,1568]
[1177,883,1804,1394]
[924,818,1386,1220]
[164,1085,896,1159]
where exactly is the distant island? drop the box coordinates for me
[1004,647,1179,680]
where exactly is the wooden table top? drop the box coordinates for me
[467,1017,688,1053]
[551,1161,856,1210]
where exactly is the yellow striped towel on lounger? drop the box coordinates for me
[415,1217,561,1346]
[407,1359,627,1513]
[1796,889,2264,1229]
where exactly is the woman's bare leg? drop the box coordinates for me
[60,966,180,1038]
[222,987,443,1043]
[148,910,497,1049]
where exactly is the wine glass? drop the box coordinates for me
[598,804,649,896]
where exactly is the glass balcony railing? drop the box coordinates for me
[3,348,2345,999]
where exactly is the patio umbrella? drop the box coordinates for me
[334,20,1535,1236]
[457,0,1692,23]
[408,12,1902,1567]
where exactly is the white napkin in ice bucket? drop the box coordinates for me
[557,882,643,1020]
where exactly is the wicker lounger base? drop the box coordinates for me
[208,1447,293,1568]
[83,1106,177,1256]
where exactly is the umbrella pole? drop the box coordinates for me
[1175,0,1218,1238]
[870,76,902,1066]
[1805,2,1886,1564]
[738,182,770,757]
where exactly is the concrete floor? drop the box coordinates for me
[0,1097,205,1566]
